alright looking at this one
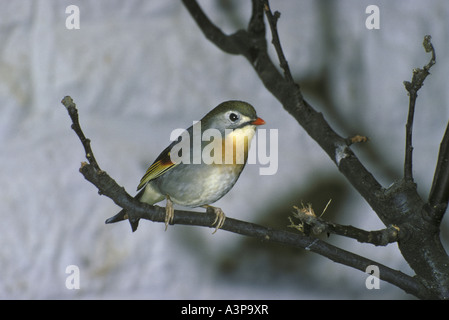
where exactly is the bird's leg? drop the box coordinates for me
[202,205,226,234]
[165,195,174,231]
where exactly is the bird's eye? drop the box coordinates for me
[229,112,239,122]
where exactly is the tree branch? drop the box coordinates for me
[61,96,100,172]
[262,1,294,83]
[180,0,244,55]
[183,0,388,220]
[61,95,428,299]
[289,203,399,246]
[403,35,436,181]
[429,121,449,221]
[181,0,449,298]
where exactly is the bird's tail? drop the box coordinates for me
[105,188,146,232]
[105,208,140,232]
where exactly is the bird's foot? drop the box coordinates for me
[203,205,226,234]
[165,196,174,231]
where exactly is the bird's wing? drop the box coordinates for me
[137,144,179,191]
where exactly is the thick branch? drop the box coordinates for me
[181,0,243,55]
[429,121,449,220]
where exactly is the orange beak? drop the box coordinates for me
[251,117,266,126]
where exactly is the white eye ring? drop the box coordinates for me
[228,112,240,122]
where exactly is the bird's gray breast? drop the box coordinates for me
[154,162,244,207]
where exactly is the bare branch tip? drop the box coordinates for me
[61,95,75,109]
[423,35,433,53]
[274,11,281,21]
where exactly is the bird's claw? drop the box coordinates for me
[204,205,226,234]
[165,196,174,231]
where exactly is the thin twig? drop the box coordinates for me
[61,96,101,172]
[290,203,399,246]
[404,96,416,181]
[403,35,436,181]
[262,0,294,83]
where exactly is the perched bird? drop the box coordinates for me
[106,100,265,233]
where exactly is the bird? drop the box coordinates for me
[105,100,265,233]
